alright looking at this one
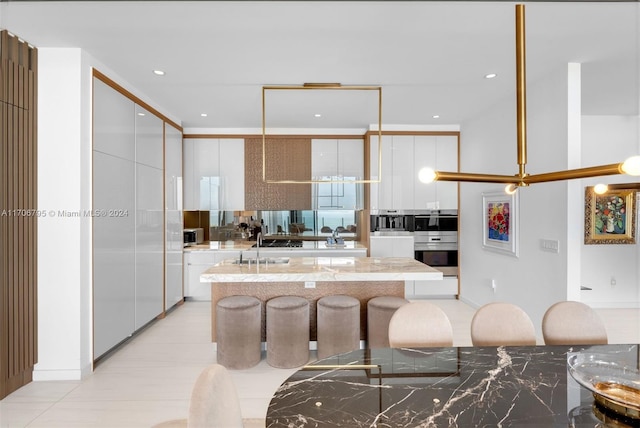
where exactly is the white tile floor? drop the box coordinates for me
[1,299,638,427]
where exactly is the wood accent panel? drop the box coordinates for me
[211,281,404,342]
[244,137,311,210]
[0,30,38,400]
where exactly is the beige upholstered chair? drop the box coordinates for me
[470,302,536,346]
[542,301,608,345]
[152,364,262,428]
[388,301,453,348]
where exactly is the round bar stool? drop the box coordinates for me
[266,296,310,368]
[216,295,261,369]
[367,296,409,348]
[317,295,360,359]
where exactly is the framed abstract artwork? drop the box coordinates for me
[482,191,519,257]
[584,187,636,244]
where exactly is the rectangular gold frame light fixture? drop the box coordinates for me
[262,83,382,184]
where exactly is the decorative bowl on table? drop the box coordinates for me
[568,352,640,420]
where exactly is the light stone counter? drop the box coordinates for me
[203,257,442,342]
[201,256,441,283]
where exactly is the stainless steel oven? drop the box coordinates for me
[413,210,458,277]
[413,209,457,232]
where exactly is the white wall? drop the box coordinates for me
[459,64,574,337]
[579,116,640,308]
[36,48,90,380]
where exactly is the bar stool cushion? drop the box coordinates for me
[317,295,360,359]
[266,296,310,368]
[367,296,409,348]
[216,296,261,370]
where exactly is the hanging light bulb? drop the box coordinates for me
[504,183,517,195]
[418,167,437,184]
[621,156,640,176]
[593,183,609,194]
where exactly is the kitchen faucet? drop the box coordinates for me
[256,232,262,261]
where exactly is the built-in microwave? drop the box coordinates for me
[413,209,458,232]
[183,228,204,246]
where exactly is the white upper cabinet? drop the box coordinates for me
[135,105,164,169]
[218,139,245,211]
[370,134,458,210]
[93,79,135,161]
[183,138,244,211]
[312,139,364,210]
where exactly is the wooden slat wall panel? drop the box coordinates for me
[0,30,38,400]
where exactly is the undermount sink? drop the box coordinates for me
[233,257,290,265]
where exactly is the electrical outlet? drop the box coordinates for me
[610,276,616,286]
[305,281,316,289]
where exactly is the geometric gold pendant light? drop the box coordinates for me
[420,4,640,190]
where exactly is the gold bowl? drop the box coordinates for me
[568,352,640,420]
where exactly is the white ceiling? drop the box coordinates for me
[2,1,639,130]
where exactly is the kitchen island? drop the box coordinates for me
[201,256,442,342]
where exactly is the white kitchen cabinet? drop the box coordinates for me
[369,235,415,297]
[414,135,458,210]
[312,139,364,210]
[183,138,244,211]
[135,104,164,169]
[370,134,458,210]
[184,250,241,300]
[93,76,173,359]
[165,124,184,309]
[218,139,245,210]
[412,277,459,297]
[371,135,415,210]
[134,106,164,330]
[369,235,414,258]
[92,151,136,358]
[93,79,135,161]
[135,163,164,330]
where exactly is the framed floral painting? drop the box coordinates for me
[482,191,519,257]
[584,187,636,244]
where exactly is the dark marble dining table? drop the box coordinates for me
[266,344,640,427]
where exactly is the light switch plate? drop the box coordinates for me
[540,239,559,253]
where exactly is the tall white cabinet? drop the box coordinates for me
[93,79,137,358]
[165,125,183,308]
[370,134,458,210]
[183,138,244,211]
[93,77,182,360]
[134,105,164,330]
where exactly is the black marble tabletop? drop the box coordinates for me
[266,344,640,427]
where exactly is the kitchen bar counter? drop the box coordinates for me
[203,257,442,341]
[201,256,441,283]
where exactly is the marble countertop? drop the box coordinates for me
[267,344,640,427]
[200,256,442,283]
[185,240,367,252]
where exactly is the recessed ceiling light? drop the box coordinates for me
[200,113,208,117]
[314,114,322,118]
[485,73,497,79]
[137,112,145,116]
[432,115,440,119]
[153,70,165,76]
